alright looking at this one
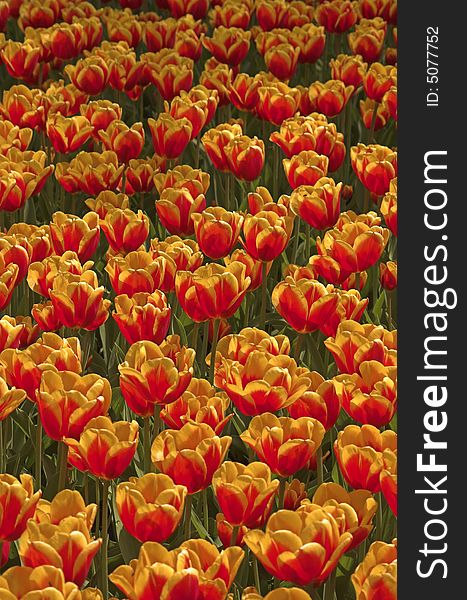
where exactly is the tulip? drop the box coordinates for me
[37,370,111,441]
[19,516,101,587]
[0,119,33,153]
[49,22,86,60]
[288,374,342,431]
[27,251,92,298]
[257,82,300,125]
[110,539,243,599]
[0,316,24,353]
[85,190,130,220]
[152,422,232,494]
[380,449,397,516]
[243,588,312,600]
[64,416,139,480]
[363,63,397,102]
[202,122,243,171]
[242,210,293,262]
[283,150,329,189]
[148,112,192,159]
[113,291,171,345]
[0,474,41,542]
[225,134,265,181]
[360,98,390,131]
[156,186,206,236]
[272,277,340,334]
[105,250,170,297]
[0,40,41,81]
[309,80,354,118]
[174,28,202,60]
[349,21,386,64]
[351,144,397,196]
[199,59,233,106]
[381,180,397,236]
[46,113,93,154]
[211,1,252,29]
[119,337,195,417]
[270,116,317,158]
[256,0,287,30]
[0,84,47,130]
[352,539,397,600]
[245,507,352,585]
[265,43,300,80]
[154,164,211,196]
[383,85,397,120]
[0,256,18,311]
[334,424,397,492]
[33,489,97,531]
[146,51,193,101]
[192,207,244,259]
[160,378,232,433]
[213,462,279,527]
[99,120,145,164]
[283,479,307,511]
[167,0,209,18]
[151,235,203,292]
[380,260,397,290]
[175,261,251,322]
[116,473,187,542]
[320,286,369,338]
[224,249,271,292]
[217,513,247,547]
[202,26,251,67]
[80,100,123,137]
[229,73,261,112]
[331,53,368,88]
[101,208,149,254]
[50,271,111,331]
[315,0,357,33]
[290,178,342,229]
[125,157,162,194]
[64,55,109,95]
[55,151,124,195]
[31,301,61,333]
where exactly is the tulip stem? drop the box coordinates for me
[324,568,337,600]
[293,334,304,363]
[252,554,261,594]
[291,217,300,265]
[57,441,68,492]
[230,525,240,547]
[386,290,393,327]
[190,322,200,353]
[305,224,311,261]
[355,271,361,291]
[260,262,268,330]
[316,445,324,485]
[225,173,231,211]
[143,416,151,474]
[203,488,209,534]
[369,102,379,143]
[101,479,110,599]
[278,477,286,510]
[35,420,42,490]
[209,319,220,384]
[200,321,210,377]
[153,404,161,441]
[184,494,192,540]
[273,143,280,200]
[376,492,384,540]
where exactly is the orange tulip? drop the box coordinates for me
[272,277,339,334]
[0,40,41,81]
[154,164,211,197]
[217,513,247,547]
[85,190,129,219]
[220,351,310,415]
[224,134,265,181]
[100,208,149,254]
[309,80,354,118]
[167,0,209,18]
[0,474,41,542]
[19,515,101,587]
[31,300,60,333]
[288,373,342,431]
[0,316,24,353]
[113,291,171,345]
[242,210,293,261]
[105,250,169,296]
[151,235,203,292]
[224,249,271,292]
[229,73,261,112]
[148,112,192,159]
[202,121,243,171]
[363,62,396,102]
[64,416,139,480]
[383,85,397,120]
[290,178,341,229]
[199,58,233,106]
[49,270,111,331]
[0,119,33,153]
[283,150,329,189]
[160,377,232,434]
[99,120,145,164]
[55,151,124,195]
[243,588,312,600]
[0,84,48,130]
[270,116,317,158]
[202,26,251,67]
[352,539,397,600]
[0,565,103,599]
[119,337,195,416]
[192,207,244,259]
[110,539,243,599]
[331,53,368,88]
[145,50,193,101]
[380,260,397,290]
[156,186,206,236]
[37,369,111,441]
[46,113,93,154]
[380,449,397,516]
[213,462,279,527]
[293,23,326,64]
[334,424,397,492]
[283,479,307,511]
[152,422,232,493]
[257,82,300,125]
[116,473,187,542]
[320,287,369,338]
[245,507,352,585]
[360,98,390,131]
[351,144,397,196]
[167,90,213,139]
[211,1,252,29]
[315,0,357,33]
[256,0,287,30]
[0,333,82,401]
[0,255,18,311]
[125,156,162,195]
[64,55,109,95]
[33,489,97,531]
[27,251,92,298]
[381,178,397,236]
[265,43,300,80]
[80,100,123,137]
[8,223,51,263]
[48,22,86,60]
[175,262,251,322]
[143,18,177,52]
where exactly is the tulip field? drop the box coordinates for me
[0,0,397,598]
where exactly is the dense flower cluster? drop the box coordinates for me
[0,0,397,598]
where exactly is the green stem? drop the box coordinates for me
[184,494,192,540]
[203,488,209,534]
[252,554,261,594]
[230,524,240,547]
[291,217,300,265]
[386,290,393,327]
[243,293,250,328]
[57,441,68,492]
[209,319,220,384]
[190,321,200,353]
[153,403,161,441]
[35,420,42,490]
[200,321,209,377]
[278,477,286,510]
[260,261,268,330]
[95,478,101,537]
[143,416,151,474]
[225,173,230,211]
[324,568,337,600]
[369,102,379,143]
[376,492,384,540]
[305,224,311,261]
[273,143,280,199]
[100,479,110,599]
[293,333,303,364]
[316,445,324,486]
